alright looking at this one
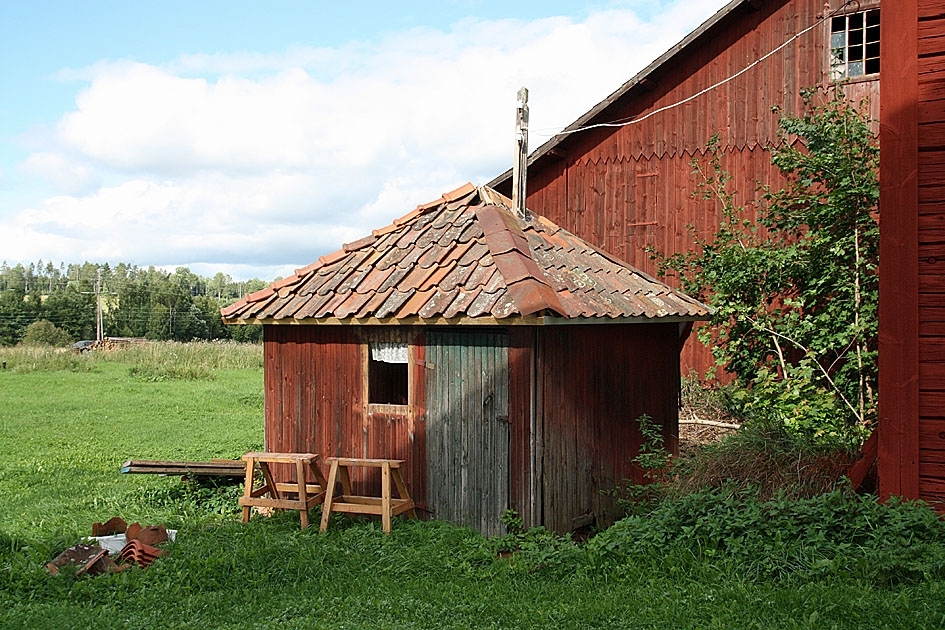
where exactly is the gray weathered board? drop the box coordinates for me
[424,330,510,536]
[121,459,245,479]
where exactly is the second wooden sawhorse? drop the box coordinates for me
[239,452,328,529]
[319,457,417,534]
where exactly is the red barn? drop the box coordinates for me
[490,0,881,379]
[223,185,708,534]
[877,0,945,507]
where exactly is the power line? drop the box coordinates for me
[534,0,858,140]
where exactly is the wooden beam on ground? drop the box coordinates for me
[120,459,246,478]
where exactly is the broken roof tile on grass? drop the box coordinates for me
[221,184,710,325]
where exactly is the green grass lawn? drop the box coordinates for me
[2,345,945,629]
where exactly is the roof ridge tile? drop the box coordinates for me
[343,234,377,252]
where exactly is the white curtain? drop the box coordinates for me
[371,341,408,364]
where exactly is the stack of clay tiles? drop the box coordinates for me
[47,517,170,576]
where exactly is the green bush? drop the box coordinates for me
[20,320,72,347]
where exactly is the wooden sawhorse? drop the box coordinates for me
[319,458,417,534]
[239,452,328,529]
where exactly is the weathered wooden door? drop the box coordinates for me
[425,330,510,536]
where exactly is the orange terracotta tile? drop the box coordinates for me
[442,182,476,201]
[273,293,312,320]
[355,265,396,295]
[399,261,440,293]
[467,290,502,318]
[463,264,495,289]
[393,207,423,226]
[294,260,324,276]
[416,224,447,249]
[378,265,411,293]
[318,248,348,267]
[417,242,447,269]
[221,184,710,325]
[396,287,436,317]
[490,292,519,318]
[246,287,274,303]
[457,221,482,243]
[343,234,377,253]
[375,290,413,318]
[440,261,476,291]
[272,274,301,291]
[437,221,470,247]
[458,242,490,267]
[419,260,456,292]
[395,226,423,249]
[418,288,460,318]
[372,222,402,238]
[313,291,349,318]
[219,302,244,318]
[395,246,425,270]
[491,252,533,285]
[335,290,373,319]
[443,289,477,318]
[356,287,394,318]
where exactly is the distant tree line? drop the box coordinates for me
[0,261,268,346]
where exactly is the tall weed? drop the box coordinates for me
[673,415,857,499]
[590,487,945,584]
[0,346,98,373]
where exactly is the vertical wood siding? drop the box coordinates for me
[879,0,945,506]
[508,327,538,527]
[878,0,921,499]
[264,323,683,533]
[537,324,680,532]
[425,330,510,536]
[263,325,426,505]
[916,0,945,505]
[518,0,880,379]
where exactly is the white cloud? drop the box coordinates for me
[9,2,720,279]
[19,152,101,195]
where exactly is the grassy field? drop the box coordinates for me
[2,344,945,629]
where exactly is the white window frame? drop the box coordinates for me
[829,8,880,80]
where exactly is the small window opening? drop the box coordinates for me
[368,342,408,405]
[830,9,880,80]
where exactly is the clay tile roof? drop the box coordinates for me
[221,183,710,324]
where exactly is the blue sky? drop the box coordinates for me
[1,1,726,280]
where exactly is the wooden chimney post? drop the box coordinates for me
[512,87,529,219]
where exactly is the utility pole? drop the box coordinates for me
[512,86,529,219]
[94,269,104,342]
[82,268,114,342]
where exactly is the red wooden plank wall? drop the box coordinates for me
[508,327,538,527]
[917,0,945,504]
[537,324,680,532]
[878,1,920,501]
[523,0,880,379]
[879,0,945,505]
[263,325,427,505]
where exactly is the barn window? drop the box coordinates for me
[368,341,409,405]
[830,9,880,79]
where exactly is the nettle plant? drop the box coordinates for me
[658,88,879,444]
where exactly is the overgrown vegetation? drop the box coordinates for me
[657,88,879,445]
[0,340,262,377]
[2,347,945,628]
[589,487,945,585]
[672,417,857,499]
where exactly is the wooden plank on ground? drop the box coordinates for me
[120,459,246,477]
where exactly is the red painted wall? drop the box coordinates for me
[499,0,880,379]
